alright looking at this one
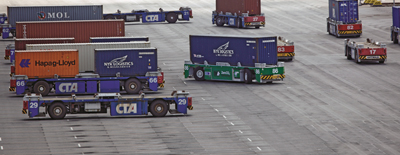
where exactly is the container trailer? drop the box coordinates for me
[277,36,295,61]
[10,48,165,96]
[327,0,362,37]
[212,0,265,28]
[391,6,400,44]
[0,5,103,39]
[4,44,14,60]
[345,38,387,63]
[22,90,193,119]
[103,7,192,23]
[184,35,285,83]
[90,36,149,42]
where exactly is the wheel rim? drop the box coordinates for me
[129,82,137,90]
[245,73,248,80]
[53,107,62,116]
[196,70,203,78]
[39,85,45,92]
[154,104,163,113]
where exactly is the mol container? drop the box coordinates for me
[328,0,359,24]
[7,5,103,28]
[190,35,277,67]
[95,48,158,77]
[15,50,79,78]
[26,41,151,72]
[90,36,149,43]
[216,0,261,16]
[16,20,125,42]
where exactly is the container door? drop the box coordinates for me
[258,37,277,65]
[348,0,358,23]
[245,0,261,15]
[339,1,349,23]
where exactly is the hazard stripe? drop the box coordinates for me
[4,56,9,60]
[261,74,285,80]
[9,87,15,91]
[278,53,295,57]
[338,30,362,34]
[245,22,265,26]
[22,109,27,114]
[359,55,387,60]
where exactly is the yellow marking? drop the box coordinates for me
[9,87,15,91]
[338,30,362,34]
[277,53,295,57]
[261,74,285,80]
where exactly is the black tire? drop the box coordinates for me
[166,13,178,23]
[354,51,360,63]
[193,67,205,81]
[379,60,385,64]
[33,81,50,96]
[244,69,252,84]
[288,58,293,61]
[346,47,352,60]
[327,22,331,34]
[216,16,224,26]
[255,26,260,29]
[104,15,116,20]
[150,100,168,117]
[237,18,241,28]
[394,32,399,44]
[48,102,67,119]
[125,78,142,94]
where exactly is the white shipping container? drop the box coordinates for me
[26,41,151,72]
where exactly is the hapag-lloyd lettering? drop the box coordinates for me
[35,60,76,67]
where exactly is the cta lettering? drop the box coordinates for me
[145,15,159,21]
[116,103,137,114]
[59,83,78,93]
[35,60,76,67]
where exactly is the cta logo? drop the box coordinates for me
[58,83,78,93]
[104,55,134,69]
[213,42,234,57]
[20,59,31,68]
[37,11,71,20]
[115,103,137,114]
[145,15,159,22]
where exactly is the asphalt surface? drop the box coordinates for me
[1,0,400,154]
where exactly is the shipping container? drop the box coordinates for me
[190,35,277,67]
[95,48,157,77]
[15,38,75,50]
[393,6,400,28]
[216,0,261,16]
[329,0,359,23]
[7,5,103,28]
[16,20,125,42]
[15,50,79,78]
[26,41,151,72]
[90,36,149,43]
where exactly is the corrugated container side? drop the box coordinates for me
[16,20,125,42]
[15,50,79,78]
[329,0,359,23]
[26,41,151,72]
[394,6,400,28]
[216,0,261,16]
[90,36,149,42]
[95,48,158,77]
[7,5,103,27]
[15,38,75,50]
[190,35,277,67]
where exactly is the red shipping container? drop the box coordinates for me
[15,20,125,43]
[216,0,261,16]
[15,38,75,50]
[15,50,79,78]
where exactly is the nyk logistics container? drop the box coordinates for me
[327,0,362,37]
[15,50,79,78]
[95,48,158,77]
[2,5,103,38]
[216,0,261,16]
[391,6,400,44]
[16,20,125,42]
[26,41,150,72]
[190,35,277,67]
[90,36,149,43]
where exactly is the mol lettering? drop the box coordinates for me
[47,12,70,19]
[145,15,159,22]
[59,83,78,93]
[116,103,137,114]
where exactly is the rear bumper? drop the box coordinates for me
[9,87,15,91]
[338,30,362,36]
[278,52,295,60]
[4,55,9,60]
[244,21,265,27]
[359,55,386,61]
[260,74,285,83]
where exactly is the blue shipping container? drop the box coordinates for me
[190,35,277,67]
[90,36,149,43]
[95,48,158,77]
[329,0,359,23]
[394,6,400,28]
[7,5,103,27]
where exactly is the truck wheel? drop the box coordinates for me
[394,32,399,44]
[346,47,352,60]
[125,78,142,94]
[244,69,252,84]
[327,22,331,34]
[379,60,385,64]
[166,13,178,23]
[33,81,50,96]
[193,67,205,81]
[150,100,168,117]
[255,26,260,29]
[48,102,66,119]
[216,16,224,26]
[354,52,360,64]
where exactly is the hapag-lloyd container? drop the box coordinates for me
[90,36,149,43]
[329,0,359,23]
[393,6,400,28]
[16,20,125,42]
[95,48,157,77]
[7,5,103,27]
[15,38,75,50]
[26,41,151,72]
[15,50,79,78]
[190,35,277,67]
[216,0,261,16]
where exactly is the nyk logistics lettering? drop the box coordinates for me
[35,60,76,67]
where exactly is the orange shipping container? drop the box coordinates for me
[15,50,79,78]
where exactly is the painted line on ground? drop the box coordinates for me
[239,130,243,134]
[248,138,252,142]
[257,147,262,151]
[78,144,81,147]
[70,127,74,131]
